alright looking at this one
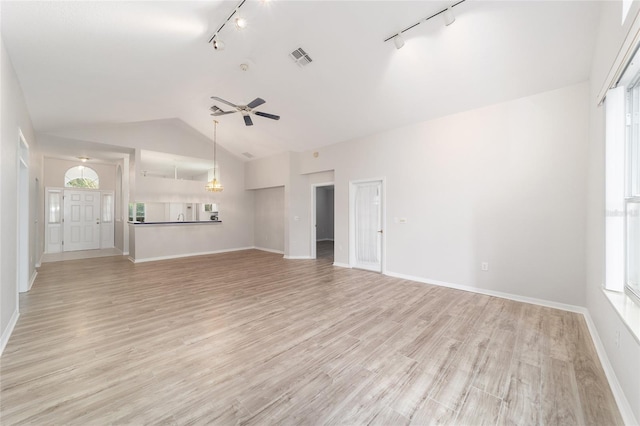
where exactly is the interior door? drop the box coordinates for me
[63,189,101,251]
[352,180,383,272]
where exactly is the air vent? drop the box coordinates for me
[242,152,254,159]
[289,47,313,67]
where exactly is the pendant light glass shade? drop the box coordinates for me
[206,120,224,192]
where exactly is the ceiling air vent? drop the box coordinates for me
[289,47,313,67]
[242,152,254,159]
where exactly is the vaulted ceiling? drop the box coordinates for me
[1,1,601,161]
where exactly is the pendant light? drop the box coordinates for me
[205,119,224,192]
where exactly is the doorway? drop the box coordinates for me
[311,183,335,261]
[349,179,384,272]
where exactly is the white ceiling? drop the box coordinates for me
[1,1,601,161]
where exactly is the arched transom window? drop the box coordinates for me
[64,166,99,189]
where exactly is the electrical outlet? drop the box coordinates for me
[481,262,489,271]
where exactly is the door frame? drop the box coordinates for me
[349,177,386,273]
[17,131,30,293]
[310,181,335,259]
[45,187,116,253]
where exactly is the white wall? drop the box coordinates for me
[253,186,285,253]
[282,83,587,306]
[1,38,40,353]
[586,2,640,423]
[245,151,290,190]
[43,157,116,190]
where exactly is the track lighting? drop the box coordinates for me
[393,34,405,50]
[208,0,249,49]
[383,0,465,47]
[442,7,455,26]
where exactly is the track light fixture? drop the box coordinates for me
[442,7,455,26]
[212,37,225,51]
[234,15,248,30]
[393,34,405,50]
[208,0,248,49]
[384,0,465,46]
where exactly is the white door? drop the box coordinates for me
[351,180,383,272]
[63,190,101,251]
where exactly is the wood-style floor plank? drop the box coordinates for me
[0,248,623,425]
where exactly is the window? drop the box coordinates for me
[607,49,640,304]
[64,166,99,188]
[48,191,61,224]
[102,193,113,223]
[128,203,145,222]
[626,82,640,302]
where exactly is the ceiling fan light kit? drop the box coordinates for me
[384,0,465,49]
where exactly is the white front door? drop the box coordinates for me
[63,189,101,251]
[351,180,383,272]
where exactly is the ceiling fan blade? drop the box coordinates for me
[210,105,236,115]
[254,111,280,120]
[243,115,254,126]
[211,96,238,109]
[247,97,266,109]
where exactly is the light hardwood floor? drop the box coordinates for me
[0,249,623,425]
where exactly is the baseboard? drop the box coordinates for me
[283,255,313,260]
[0,309,19,356]
[28,271,38,291]
[384,270,586,314]
[333,262,351,268]
[384,269,637,424]
[129,247,254,263]
[582,311,638,426]
[253,247,285,255]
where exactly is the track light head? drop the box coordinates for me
[212,38,225,50]
[442,7,455,26]
[393,34,405,50]
[235,15,248,30]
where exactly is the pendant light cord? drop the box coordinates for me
[213,119,218,178]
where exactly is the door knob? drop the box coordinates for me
[378,230,383,234]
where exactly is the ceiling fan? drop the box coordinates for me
[210,96,280,126]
